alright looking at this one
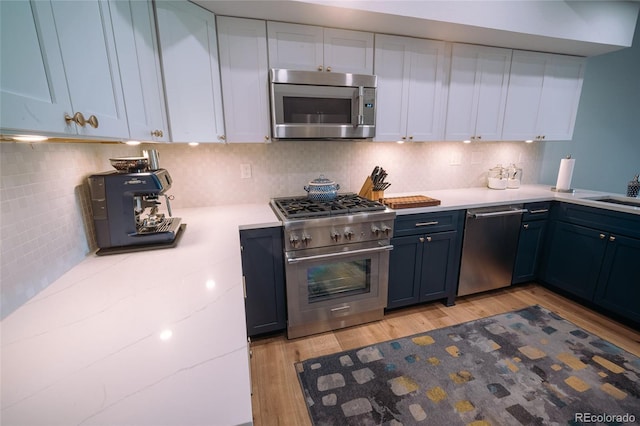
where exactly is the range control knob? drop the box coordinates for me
[289,233,300,248]
[330,231,341,242]
[301,234,312,247]
[371,225,380,236]
[344,229,354,241]
[381,225,392,236]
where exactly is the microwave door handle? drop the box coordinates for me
[354,86,364,127]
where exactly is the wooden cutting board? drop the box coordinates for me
[382,195,441,209]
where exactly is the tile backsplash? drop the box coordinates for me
[0,140,542,318]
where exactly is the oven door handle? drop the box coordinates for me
[286,244,393,264]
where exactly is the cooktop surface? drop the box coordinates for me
[272,193,385,219]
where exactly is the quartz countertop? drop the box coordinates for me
[385,184,640,216]
[2,186,637,426]
[1,204,279,426]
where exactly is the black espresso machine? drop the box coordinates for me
[88,156,185,255]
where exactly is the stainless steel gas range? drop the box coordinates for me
[270,194,396,339]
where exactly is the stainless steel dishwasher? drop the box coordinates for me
[458,204,528,296]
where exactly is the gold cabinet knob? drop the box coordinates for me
[264,135,270,141]
[87,115,99,128]
[609,235,616,242]
[151,129,164,138]
[523,224,529,229]
[326,66,332,72]
[599,233,606,239]
[65,111,86,126]
[317,65,323,71]
[218,135,226,141]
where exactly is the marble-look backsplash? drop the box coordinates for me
[0,140,542,318]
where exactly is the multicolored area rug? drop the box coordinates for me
[296,306,640,425]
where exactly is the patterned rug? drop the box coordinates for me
[296,306,640,425]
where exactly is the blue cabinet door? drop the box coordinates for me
[542,221,607,301]
[419,231,458,306]
[513,220,548,284]
[240,227,286,337]
[387,235,423,309]
[595,234,640,323]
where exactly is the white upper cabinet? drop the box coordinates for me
[267,22,374,74]
[155,1,225,143]
[445,43,512,141]
[110,0,168,142]
[217,17,270,143]
[502,51,585,141]
[0,0,129,139]
[374,34,449,142]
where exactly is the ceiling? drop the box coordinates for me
[192,0,640,57]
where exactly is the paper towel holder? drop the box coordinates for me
[551,154,575,193]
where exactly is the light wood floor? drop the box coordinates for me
[248,284,640,426]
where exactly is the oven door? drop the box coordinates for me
[284,241,391,338]
[270,83,376,139]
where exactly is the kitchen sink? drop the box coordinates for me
[593,196,640,208]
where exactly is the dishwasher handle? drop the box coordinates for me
[467,208,528,219]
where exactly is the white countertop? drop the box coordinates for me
[385,184,639,216]
[1,204,279,426]
[2,186,637,426]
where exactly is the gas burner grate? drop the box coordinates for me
[273,194,385,219]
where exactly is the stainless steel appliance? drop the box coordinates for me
[269,69,376,140]
[458,204,527,296]
[88,169,184,255]
[270,194,395,338]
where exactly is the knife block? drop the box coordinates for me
[359,177,383,201]
[358,176,374,200]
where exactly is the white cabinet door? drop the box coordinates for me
[155,1,225,143]
[110,0,168,142]
[0,0,128,139]
[445,44,512,141]
[0,0,72,135]
[374,34,448,142]
[50,0,129,139]
[536,55,585,141]
[217,17,270,143]
[268,22,373,74]
[267,21,323,71]
[405,39,449,141]
[373,35,411,142]
[323,28,373,74]
[503,51,584,141]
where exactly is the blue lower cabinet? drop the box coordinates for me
[542,221,607,301]
[240,227,286,337]
[541,202,640,325]
[388,211,463,309]
[512,220,548,284]
[594,234,640,323]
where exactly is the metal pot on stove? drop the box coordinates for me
[304,175,340,202]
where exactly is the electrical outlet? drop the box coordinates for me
[449,152,462,166]
[240,163,252,179]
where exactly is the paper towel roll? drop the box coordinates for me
[555,158,575,190]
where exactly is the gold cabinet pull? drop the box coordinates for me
[87,115,99,128]
[609,235,616,242]
[151,129,164,138]
[599,233,606,239]
[523,224,529,229]
[64,111,86,126]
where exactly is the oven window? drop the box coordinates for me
[307,259,371,302]
[283,97,351,124]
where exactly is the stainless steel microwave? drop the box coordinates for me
[269,69,376,140]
